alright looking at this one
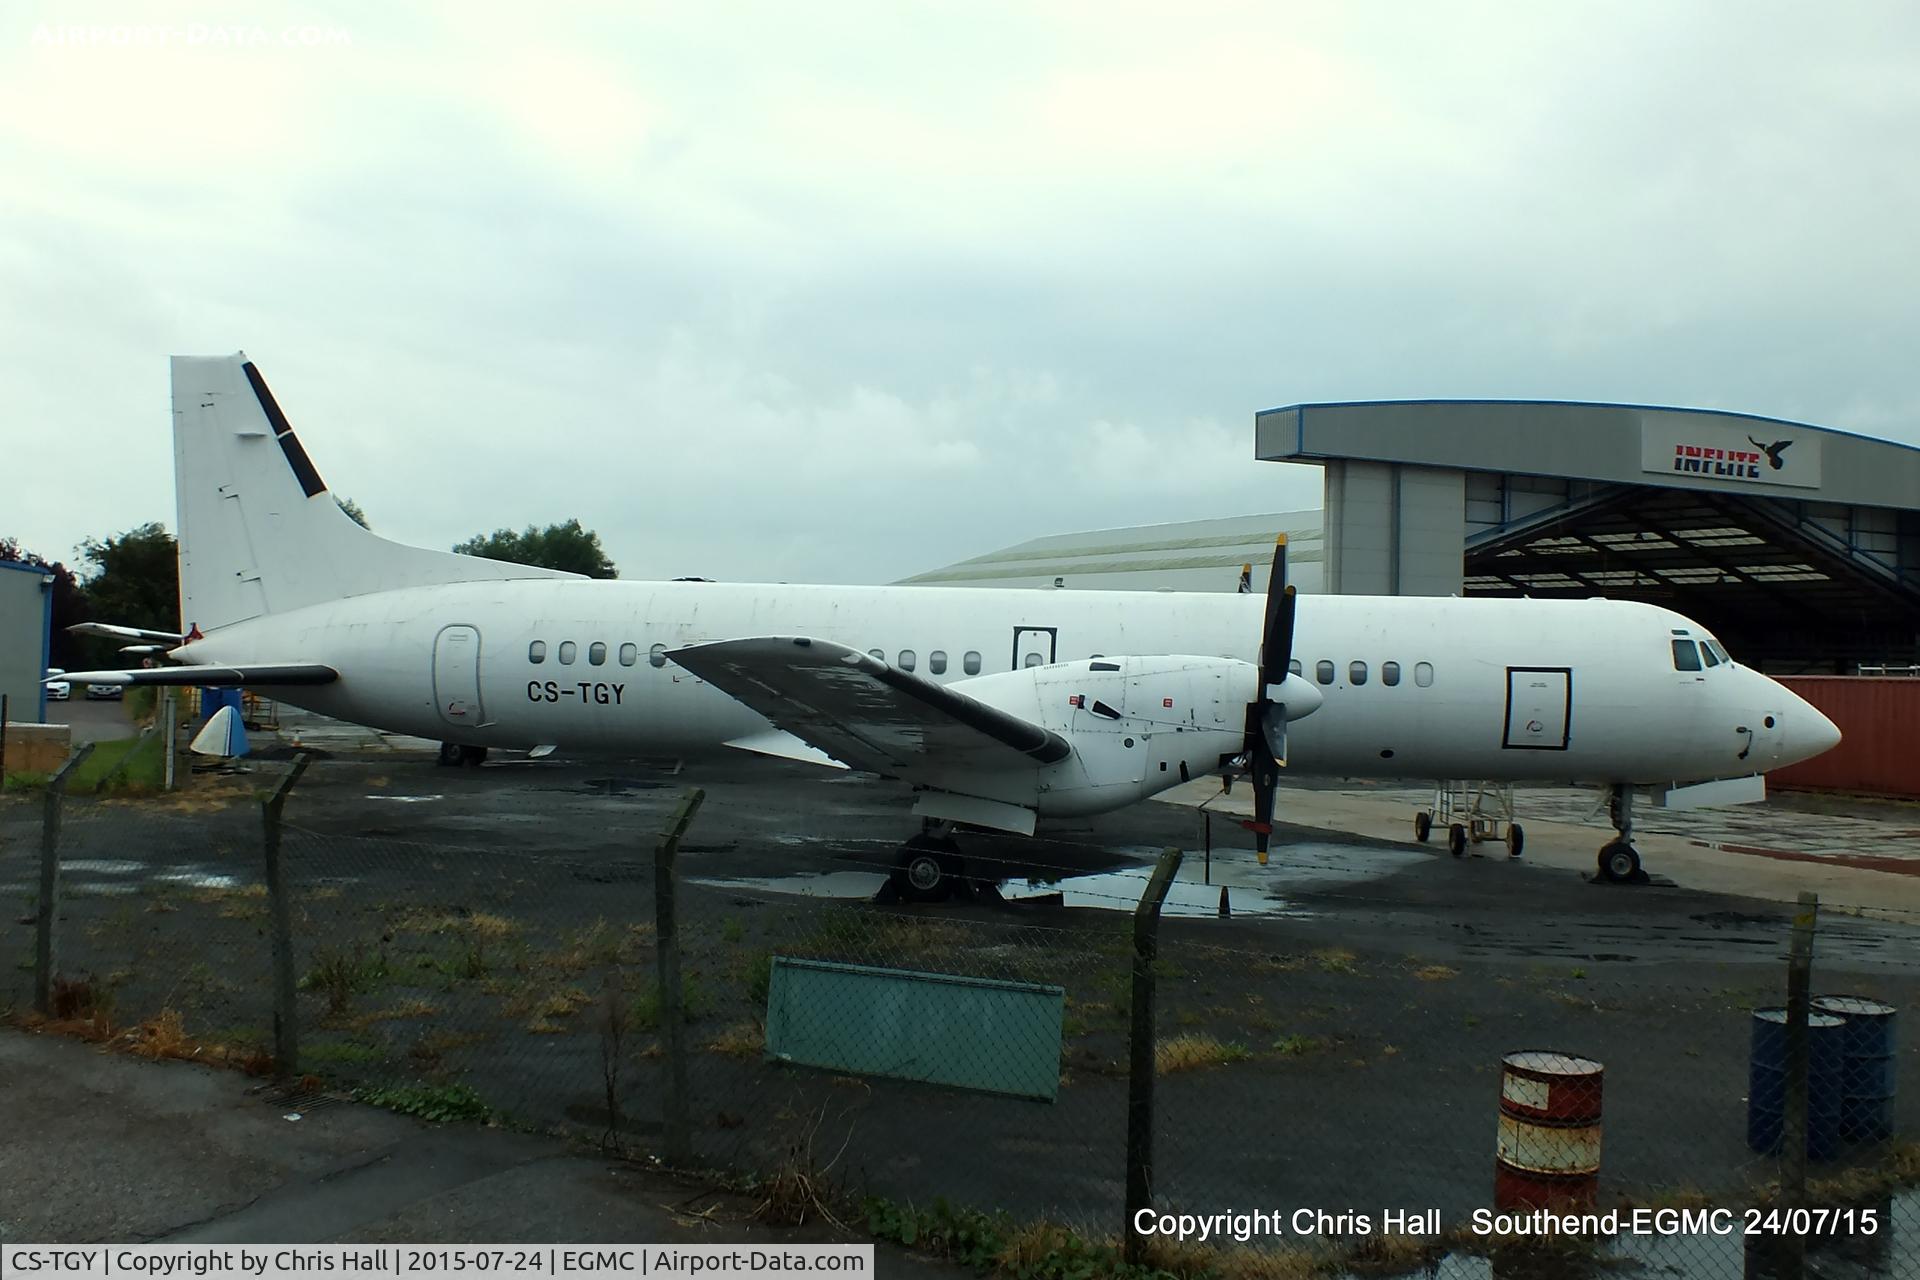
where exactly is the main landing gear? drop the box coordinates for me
[437,743,489,767]
[888,822,971,903]
[1596,784,1647,884]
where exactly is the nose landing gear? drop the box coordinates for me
[1597,784,1647,884]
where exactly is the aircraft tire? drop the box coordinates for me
[1598,841,1640,883]
[1506,824,1525,859]
[1448,824,1468,858]
[1413,811,1432,843]
[895,834,954,903]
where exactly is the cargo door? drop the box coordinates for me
[434,625,485,727]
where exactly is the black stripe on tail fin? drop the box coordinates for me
[242,360,328,498]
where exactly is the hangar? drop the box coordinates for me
[1256,401,1920,673]
[0,558,55,724]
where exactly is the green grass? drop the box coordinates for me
[352,1082,493,1123]
[304,1039,386,1067]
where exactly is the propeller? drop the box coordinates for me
[1242,535,1297,866]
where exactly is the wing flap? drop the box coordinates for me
[669,637,1068,774]
[47,663,338,687]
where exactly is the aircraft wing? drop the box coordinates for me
[667,637,1070,774]
[46,663,338,687]
[67,622,190,644]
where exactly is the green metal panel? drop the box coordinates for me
[765,957,1064,1102]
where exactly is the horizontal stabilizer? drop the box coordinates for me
[47,663,338,688]
[69,622,187,644]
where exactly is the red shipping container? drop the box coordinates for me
[1771,677,1920,798]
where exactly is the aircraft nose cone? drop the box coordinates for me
[1781,688,1842,765]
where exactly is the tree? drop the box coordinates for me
[79,523,180,651]
[0,536,91,669]
[336,496,370,529]
[453,519,618,578]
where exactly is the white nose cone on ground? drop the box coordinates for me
[189,705,250,758]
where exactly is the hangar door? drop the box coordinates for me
[434,625,485,727]
[1503,667,1571,751]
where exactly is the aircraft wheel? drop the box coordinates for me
[1413,811,1432,843]
[1448,824,1468,858]
[1506,824,1525,859]
[1598,841,1641,883]
[894,834,956,903]
[436,742,460,767]
[459,745,489,767]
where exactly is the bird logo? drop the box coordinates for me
[1748,436,1794,470]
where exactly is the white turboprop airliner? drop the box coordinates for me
[58,354,1841,888]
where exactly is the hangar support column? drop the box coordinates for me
[1322,461,1465,597]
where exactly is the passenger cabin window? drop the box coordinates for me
[1672,639,1703,671]
[1289,658,1302,676]
[899,649,917,671]
[1414,662,1434,687]
[1315,660,1335,686]
[618,643,637,666]
[868,649,884,661]
[648,643,667,668]
[588,641,607,666]
[558,641,577,665]
[529,641,547,664]
[1350,661,1368,686]
[963,650,982,675]
[929,650,948,675]
[1382,661,1401,687]
[1023,652,1044,668]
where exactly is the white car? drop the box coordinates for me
[85,681,122,700]
[45,669,70,701]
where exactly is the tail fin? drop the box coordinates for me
[173,353,579,632]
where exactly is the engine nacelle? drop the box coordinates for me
[951,654,1263,818]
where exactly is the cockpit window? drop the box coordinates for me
[1671,639,1703,671]
[1704,637,1731,665]
[1700,643,1721,668]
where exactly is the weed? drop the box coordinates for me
[1155,1035,1251,1075]
[721,916,746,945]
[353,1081,494,1124]
[1313,948,1358,974]
[707,1022,765,1058]
[301,943,391,1013]
[1414,964,1459,981]
[305,1039,385,1067]
[1271,1034,1327,1058]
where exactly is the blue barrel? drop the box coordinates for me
[1748,1008,1845,1160]
[1812,995,1897,1144]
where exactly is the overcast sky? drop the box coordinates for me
[5,2,1917,584]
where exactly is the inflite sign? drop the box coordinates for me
[1640,415,1822,490]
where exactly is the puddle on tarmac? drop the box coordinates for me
[364,794,444,803]
[695,866,1309,918]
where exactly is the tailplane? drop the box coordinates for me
[173,353,578,632]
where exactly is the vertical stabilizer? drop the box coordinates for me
[173,353,579,632]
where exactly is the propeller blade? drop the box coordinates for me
[1261,705,1288,767]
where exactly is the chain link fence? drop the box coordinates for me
[4,757,1917,1277]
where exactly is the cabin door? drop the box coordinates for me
[434,625,485,727]
[1503,666,1571,750]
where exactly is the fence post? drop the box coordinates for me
[1124,847,1184,1265]
[34,744,96,1014]
[1782,891,1818,1188]
[161,692,177,792]
[2,692,10,793]
[653,787,705,1166]
[262,752,313,1078]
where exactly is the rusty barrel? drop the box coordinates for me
[1494,1050,1603,1211]
[1811,995,1897,1145]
